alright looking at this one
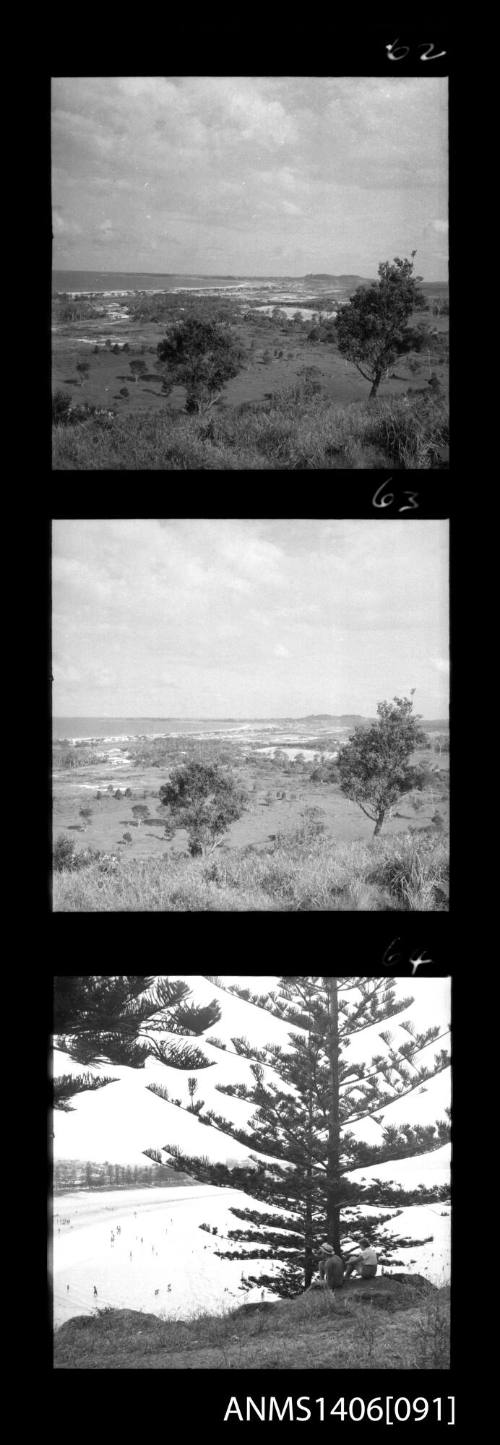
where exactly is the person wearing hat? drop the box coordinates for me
[318,1242,345,1289]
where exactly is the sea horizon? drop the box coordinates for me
[53,712,448,741]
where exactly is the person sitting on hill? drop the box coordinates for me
[317,1242,345,1289]
[344,1238,378,1280]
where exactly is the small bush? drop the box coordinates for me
[52,390,73,425]
[53,835,77,871]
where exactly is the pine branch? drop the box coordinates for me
[53,1073,118,1110]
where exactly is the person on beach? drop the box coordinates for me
[344,1239,378,1280]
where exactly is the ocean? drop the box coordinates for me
[53,716,277,741]
[52,272,277,295]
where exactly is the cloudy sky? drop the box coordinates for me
[52,519,449,718]
[52,76,448,278]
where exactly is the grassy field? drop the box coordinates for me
[52,303,449,469]
[53,747,449,911]
[54,1278,450,1369]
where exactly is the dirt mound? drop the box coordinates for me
[55,1308,161,1342]
[343,1272,436,1311]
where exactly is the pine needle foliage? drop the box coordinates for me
[53,977,221,1107]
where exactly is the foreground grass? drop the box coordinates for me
[52,383,448,470]
[54,1283,450,1370]
[53,829,449,911]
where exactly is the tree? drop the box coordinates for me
[162,977,450,1296]
[156,317,243,414]
[76,361,90,387]
[131,804,149,826]
[335,253,428,399]
[129,359,148,385]
[337,696,427,835]
[159,762,246,855]
[53,976,221,1108]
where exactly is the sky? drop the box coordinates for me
[52,76,448,279]
[52,519,449,718]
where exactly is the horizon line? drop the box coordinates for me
[53,712,449,721]
[52,268,448,284]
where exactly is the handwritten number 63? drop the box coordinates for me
[372,481,419,513]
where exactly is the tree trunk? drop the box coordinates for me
[373,809,385,836]
[325,978,341,1255]
[369,373,382,399]
[304,1030,315,1287]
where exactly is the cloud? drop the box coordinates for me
[52,520,448,716]
[52,76,447,274]
[432,656,450,673]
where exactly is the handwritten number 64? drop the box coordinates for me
[372,481,419,513]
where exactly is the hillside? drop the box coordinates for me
[52,976,451,1332]
[303,274,373,287]
[54,1275,450,1370]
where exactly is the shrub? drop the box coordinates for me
[53,835,77,871]
[52,390,73,425]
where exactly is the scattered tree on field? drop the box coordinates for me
[335,253,428,399]
[163,977,450,1295]
[129,359,148,385]
[76,361,90,386]
[131,804,149,826]
[159,761,246,855]
[337,696,427,836]
[157,317,244,414]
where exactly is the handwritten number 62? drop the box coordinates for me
[386,40,447,61]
